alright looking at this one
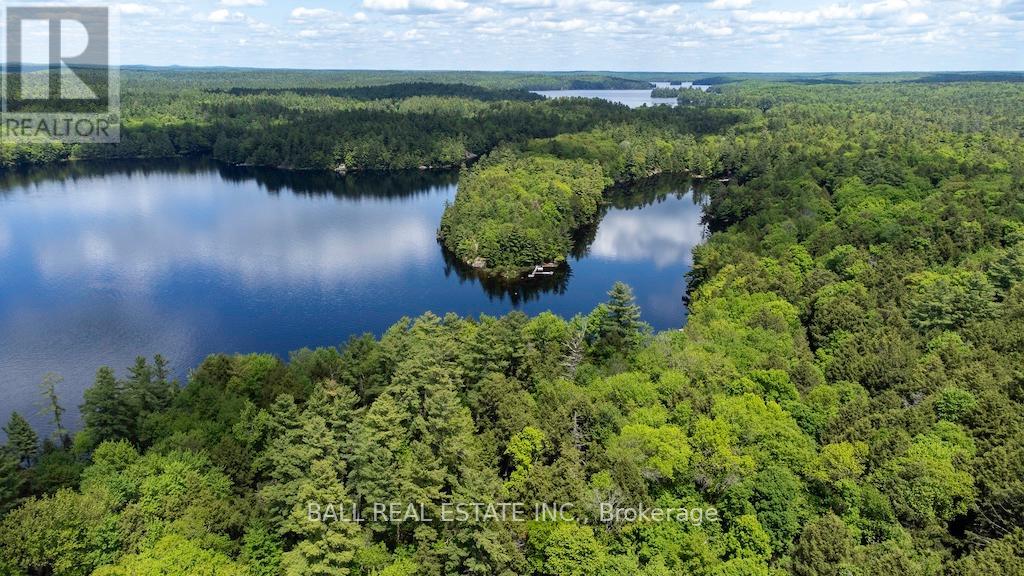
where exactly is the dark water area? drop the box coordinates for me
[0,159,706,432]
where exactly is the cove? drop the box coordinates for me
[0,158,706,431]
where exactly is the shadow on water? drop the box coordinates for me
[0,157,707,435]
[439,244,572,306]
[440,172,706,304]
[0,157,458,200]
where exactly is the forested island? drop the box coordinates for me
[1,71,1024,575]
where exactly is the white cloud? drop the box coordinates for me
[118,3,160,16]
[467,6,499,21]
[732,1,930,29]
[363,0,468,12]
[695,20,734,36]
[290,7,337,19]
[536,18,588,31]
[71,0,1024,72]
[500,0,556,8]
[206,9,242,23]
[904,12,930,25]
[707,0,752,9]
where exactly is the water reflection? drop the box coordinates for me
[532,89,679,109]
[438,174,706,303]
[440,245,572,306]
[216,163,458,199]
[0,158,458,201]
[0,160,705,433]
[591,176,708,268]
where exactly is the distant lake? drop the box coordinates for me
[533,83,707,108]
[0,159,706,431]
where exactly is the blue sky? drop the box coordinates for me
[13,0,1024,70]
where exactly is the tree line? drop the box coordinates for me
[1,76,1023,574]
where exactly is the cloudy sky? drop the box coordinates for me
[13,0,1024,70]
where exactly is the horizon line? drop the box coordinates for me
[4,64,1024,75]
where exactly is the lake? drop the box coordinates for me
[0,159,706,431]
[533,82,707,108]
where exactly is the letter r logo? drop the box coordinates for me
[3,6,111,113]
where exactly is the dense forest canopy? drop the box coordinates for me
[1,70,1024,575]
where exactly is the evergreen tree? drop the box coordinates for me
[3,413,38,467]
[81,367,134,444]
[304,380,360,451]
[280,458,362,576]
[0,448,24,513]
[153,354,170,385]
[792,514,853,576]
[37,373,67,446]
[126,356,155,414]
[241,522,284,576]
[347,392,408,512]
[122,356,175,430]
[597,282,647,355]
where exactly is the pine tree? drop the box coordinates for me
[242,522,284,576]
[257,399,311,531]
[346,392,408,509]
[606,282,643,338]
[81,367,134,444]
[280,458,363,576]
[3,413,38,467]
[598,282,647,354]
[0,447,24,513]
[126,356,155,414]
[153,354,170,385]
[123,356,175,427]
[37,373,67,446]
[304,380,360,451]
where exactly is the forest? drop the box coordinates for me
[439,125,697,276]
[0,71,732,172]
[1,73,1024,575]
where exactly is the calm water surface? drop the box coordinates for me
[0,159,705,430]
[533,83,707,108]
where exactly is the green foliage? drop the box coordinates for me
[791,514,853,576]
[92,534,248,576]
[3,413,37,467]
[0,449,24,515]
[81,367,134,445]
[871,424,976,526]
[3,76,1024,573]
[0,488,117,576]
[506,427,548,496]
[439,150,610,274]
[595,282,651,357]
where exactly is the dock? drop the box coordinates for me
[527,265,556,278]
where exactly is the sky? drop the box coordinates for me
[6,0,1024,71]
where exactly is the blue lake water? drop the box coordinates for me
[533,82,707,108]
[0,159,706,431]
[533,89,679,108]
